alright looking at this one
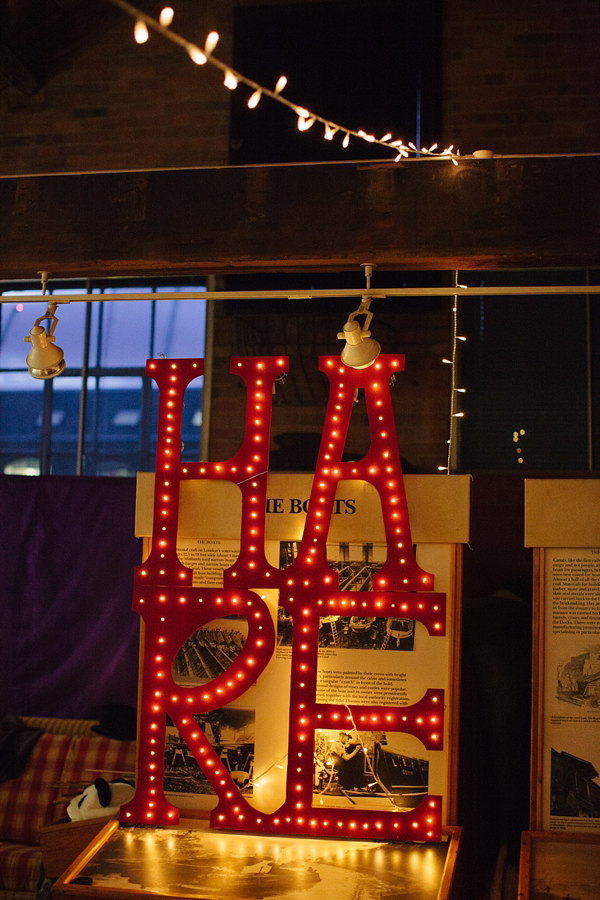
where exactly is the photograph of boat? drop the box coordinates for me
[172,621,246,683]
[279,540,391,592]
[313,730,428,810]
[556,648,600,709]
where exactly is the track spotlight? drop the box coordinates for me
[24,302,66,379]
[337,296,381,369]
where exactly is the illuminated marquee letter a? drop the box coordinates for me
[266,355,446,843]
[290,354,434,591]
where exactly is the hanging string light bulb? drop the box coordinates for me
[224,70,238,90]
[134,18,149,43]
[159,7,174,26]
[297,115,315,131]
[247,90,262,109]
[204,31,219,55]
[188,46,207,65]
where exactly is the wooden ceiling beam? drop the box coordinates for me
[1,156,599,278]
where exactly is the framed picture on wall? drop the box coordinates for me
[525,480,600,833]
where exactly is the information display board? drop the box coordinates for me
[525,479,600,833]
[135,472,469,830]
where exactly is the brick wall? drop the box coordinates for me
[442,0,600,154]
[0,0,232,175]
[1,0,597,175]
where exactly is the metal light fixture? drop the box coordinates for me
[24,272,66,379]
[337,303,381,368]
[337,264,381,369]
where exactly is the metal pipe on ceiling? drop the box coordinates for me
[2,285,600,304]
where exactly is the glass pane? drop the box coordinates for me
[145,379,203,465]
[154,291,207,359]
[0,371,44,390]
[85,290,103,367]
[0,294,44,369]
[48,290,88,370]
[98,293,153,367]
[0,373,43,474]
[83,375,144,476]
[0,280,208,477]
[459,271,589,470]
[0,291,88,371]
[182,382,203,462]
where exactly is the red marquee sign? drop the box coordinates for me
[120,355,446,841]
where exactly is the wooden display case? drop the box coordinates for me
[517,831,600,899]
[39,816,113,880]
[53,818,463,900]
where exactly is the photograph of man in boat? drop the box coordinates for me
[277,609,415,651]
[330,732,366,790]
[314,729,429,810]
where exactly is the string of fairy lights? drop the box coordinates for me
[107,0,467,472]
[439,277,468,473]
[108,0,460,164]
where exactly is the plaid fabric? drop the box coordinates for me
[20,717,98,738]
[0,733,71,845]
[0,842,42,892]
[56,736,137,819]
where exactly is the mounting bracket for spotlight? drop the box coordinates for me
[336,263,384,368]
[360,262,375,288]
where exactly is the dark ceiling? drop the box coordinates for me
[0,0,156,95]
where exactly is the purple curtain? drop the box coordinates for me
[0,474,142,718]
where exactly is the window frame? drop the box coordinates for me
[0,277,206,476]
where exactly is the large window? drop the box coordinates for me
[1,269,597,477]
[458,269,599,471]
[0,278,206,476]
